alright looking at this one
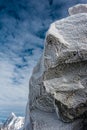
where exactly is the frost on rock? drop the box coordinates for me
[24,4,87,130]
[69,4,87,15]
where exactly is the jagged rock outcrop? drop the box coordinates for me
[24,4,87,130]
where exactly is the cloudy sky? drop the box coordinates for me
[0,0,87,120]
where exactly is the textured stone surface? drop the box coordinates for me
[44,13,87,122]
[30,109,83,130]
[44,14,87,122]
[69,4,87,15]
[24,5,87,130]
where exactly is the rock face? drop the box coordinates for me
[24,4,87,130]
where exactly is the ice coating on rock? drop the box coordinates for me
[24,5,87,130]
[69,4,87,15]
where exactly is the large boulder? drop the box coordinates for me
[24,5,87,130]
[43,13,87,122]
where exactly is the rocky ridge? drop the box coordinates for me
[23,4,87,130]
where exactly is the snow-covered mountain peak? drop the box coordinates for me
[1,113,24,130]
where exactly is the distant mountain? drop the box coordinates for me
[1,113,24,130]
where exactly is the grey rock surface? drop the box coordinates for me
[30,109,83,130]
[24,5,87,130]
[69,4,87,15]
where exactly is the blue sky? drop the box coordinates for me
[0,0,87,112]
